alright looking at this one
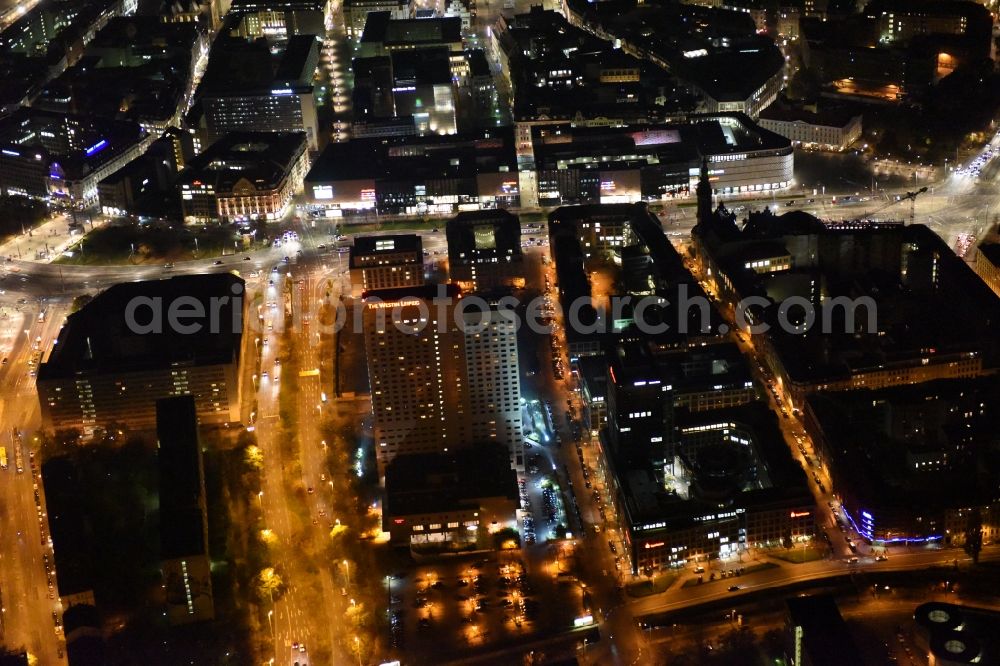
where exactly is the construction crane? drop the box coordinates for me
[864,186,928,225]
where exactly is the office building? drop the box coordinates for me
[785,595,868,666]
[446,209,523,290]
[865,0,992,58]
[491,7,696,123]
[38,274,245,433]
[0,108,150,207]
[188,31,321,151]
[33,17,205,133]
[304,127,520,215]
[382,443,519,549]
[692,194,1000,409]
[547,204,724,359]
[563,0,783,118]
[177,131,309,223]
[42,456,98,610]
[608,402,814,575]
[363,283,524,472]
[157,396,214,624]
[974,230,1000,298]
[98,136,180,218]
[803,378,1000,545]
[461,292,524,469]
[349,233,424,296]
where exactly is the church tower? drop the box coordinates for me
[696,157,713,226]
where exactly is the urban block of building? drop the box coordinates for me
[357,11,462,58]
[548,203,724,359]
[491,7,697,123]
[187,30,320,151]
[177,130,309,223]
[343,0,409,41]
[363,284,524,473]
[785,595,868,666]
[803,377,1000,545]
[607,401,813,574]
[693,200,1000,408]
[974,229,1000,298]
[0,108,150,207]
[226,0,332,38]
[758,101,862,151]
[38,273,245,433]
[526,114,794,207]
[563,0,784,119]
[33,17,205,133]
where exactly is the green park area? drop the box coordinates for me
[56,221,255,265]
[625,572,679,597]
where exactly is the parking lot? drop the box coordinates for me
[386,551,586,663]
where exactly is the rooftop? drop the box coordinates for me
[383,443,518,520]
[786,595,867,666]
[614,402,811,530]
[0,108,147,180]
[805,377,1000,517]
[914,602,1000,665]
[39,273,244,381]
[360,12,462,47]
[157,396,206,559]
[696,208,1000,382]
[350,233,422,268]
[177,131,307,193]
[305,127,517,183]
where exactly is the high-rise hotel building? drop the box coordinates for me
[363,282,524,473]
[461,298,523,469]
[364,284,468,471]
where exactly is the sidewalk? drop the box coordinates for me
[0,213,105,265]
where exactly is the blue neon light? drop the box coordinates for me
[2,148,19,157]
[84,139,108,156]
[845,507,943,544]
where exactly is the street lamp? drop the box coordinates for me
[353,635,362,666]
[342,559,351,586]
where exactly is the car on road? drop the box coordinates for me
[875,554,888,562]
[727,585,740,592]
[244,256,252,261]
[214,260,223,265]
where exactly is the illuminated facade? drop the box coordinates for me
[304,128,520,215]
[349,234,424,296]
[382,444,519,548]
[37,274,245,433]
[363,285,470,473]
[446,209,524,290]
[608,404,814,576]
[0,108,150,208]
[178,131,309,223]
[804,378,1000,545]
